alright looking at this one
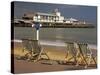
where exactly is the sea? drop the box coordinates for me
[14,27,97,49]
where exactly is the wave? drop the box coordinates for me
[12,39,97,49]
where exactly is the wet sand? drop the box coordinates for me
[12,42,97,74]
[14,59,97,74]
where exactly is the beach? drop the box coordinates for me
[12,41,97,74]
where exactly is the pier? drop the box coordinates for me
[13,22,94,28]
[12,9,95,28]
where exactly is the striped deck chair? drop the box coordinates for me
[22,39,48,62]
[77,43,97,68]
[65,42,79,66]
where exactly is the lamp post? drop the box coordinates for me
[32,22,42,40]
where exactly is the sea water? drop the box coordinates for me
[14,27,97,49]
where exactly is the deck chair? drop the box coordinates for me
[30,39,46,62]
[77,43,97,68]
[21,39,49,62]
[22,39,32,52]
[15,39,33,60]
[65,42,79,66]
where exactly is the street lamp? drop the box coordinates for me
[32,22,42,40]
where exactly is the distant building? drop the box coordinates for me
[16,9,90,25]
[22,9,69,23]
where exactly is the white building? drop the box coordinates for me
[21,9,87,25]
[65,18,78,23]
[22,9,65,23]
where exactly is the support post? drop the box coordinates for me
[32,22,42,41]
[36,29,39,40]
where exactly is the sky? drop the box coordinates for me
[13,1,97,25]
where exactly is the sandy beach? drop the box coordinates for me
[11,42,97,74]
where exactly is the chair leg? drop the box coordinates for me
[87,55,91,66]
[44,52,50,60]
[75,56,79,66]
[25,52,32,61]
[80,54,88,68]
[88,55,97,66]
[92,56,97,65]
[72,55,78,65]
[34,49,44,62]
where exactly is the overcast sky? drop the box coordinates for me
[13,1,97,24]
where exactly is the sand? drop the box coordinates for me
[11,42,97,74]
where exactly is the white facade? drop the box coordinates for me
[55,12,61,17]
[58,16,64,22]
[22,9,85,25]
[22,9,66,23]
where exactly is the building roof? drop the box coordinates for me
[70,18,78,21]
[36,12,57,16]
[65,18,78,21]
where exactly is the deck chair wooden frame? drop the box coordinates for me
[22,39,49,62]
[77,43,97,68]
[65,42,79,66]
